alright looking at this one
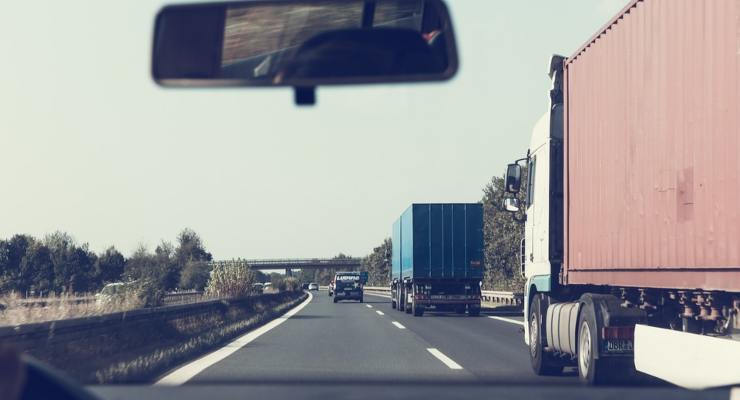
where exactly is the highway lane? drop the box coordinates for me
[364,293,578,384]
[181,291,578,385]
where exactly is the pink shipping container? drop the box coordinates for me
[563,0,740,291]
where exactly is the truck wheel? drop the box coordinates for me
[413,303,424,317]
[467,305,481,317]
[359,297,364,303]
[391,300,397,309]
[577,303,612,385]
[529,295,563,375]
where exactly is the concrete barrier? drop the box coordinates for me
[1,291,306,383]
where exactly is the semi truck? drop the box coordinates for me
[391,203,483,317]
[503,0,740,387]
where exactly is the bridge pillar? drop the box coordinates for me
[286,268,292,277]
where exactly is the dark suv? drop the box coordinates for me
[332,272,363,303]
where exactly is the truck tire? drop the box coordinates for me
[577,302,612,385]
[391,299,397,309]
[413,303,424,317]
[359,297,364,303]
[529,295,563,376]
[467,305,481,316]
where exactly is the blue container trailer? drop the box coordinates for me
[390,203,484,316]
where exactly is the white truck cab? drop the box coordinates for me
[506,55,565,349]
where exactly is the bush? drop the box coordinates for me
[179,261,211,291]
[205,261,255,299]
[131,280,165,307]
[284,277,300,292]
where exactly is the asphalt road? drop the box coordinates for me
[184,291,578,385]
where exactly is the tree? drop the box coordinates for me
[19,243,55,295]
[179,261,211,291]
[96,246,125,285]
[253,270,268,283]
[360,238,391,286]
[0,235,35,292]
[124,245,166,306]
[44,231,96,293]
[175,228,212,266]
[481,170,528,291]
[155,241,180,290]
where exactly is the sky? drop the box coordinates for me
[0,0,630,259]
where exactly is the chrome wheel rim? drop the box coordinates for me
[529,313,539,358]
[579,320,592,377]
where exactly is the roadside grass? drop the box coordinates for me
[0,290,223,326]
[0,292,142,327]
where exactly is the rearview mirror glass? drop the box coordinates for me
[152,0,457,88]
[505,164,522,194]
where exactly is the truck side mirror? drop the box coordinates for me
[503,197,520,213]
[505,164,522,193]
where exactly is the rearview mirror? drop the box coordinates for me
[503,197,520,213]
[504,164,522,194]
[152,0,458,103]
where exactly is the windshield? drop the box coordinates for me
[1,0,736,397]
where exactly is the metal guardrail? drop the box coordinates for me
[15,291,206,308]
[0,292,306,383]
[362,287,523,307]
[161,290,205,305]
[481,291,523,307]
[17,296,96,307]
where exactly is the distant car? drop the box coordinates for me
[332,272,363,303]
[308,283,319,291]
[301,283,310,290]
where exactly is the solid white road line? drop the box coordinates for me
[487,315,525,326]
[391,321,406,330]
[366,304,373,308]
[155,291,314,386]
[365,292,391,299]
[376,310,385,316]
[427,348,463,370]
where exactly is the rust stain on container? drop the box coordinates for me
[563,0,740,291]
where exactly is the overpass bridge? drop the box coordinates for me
[209,258,362,276]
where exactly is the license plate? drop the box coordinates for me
[603,339,633,353]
